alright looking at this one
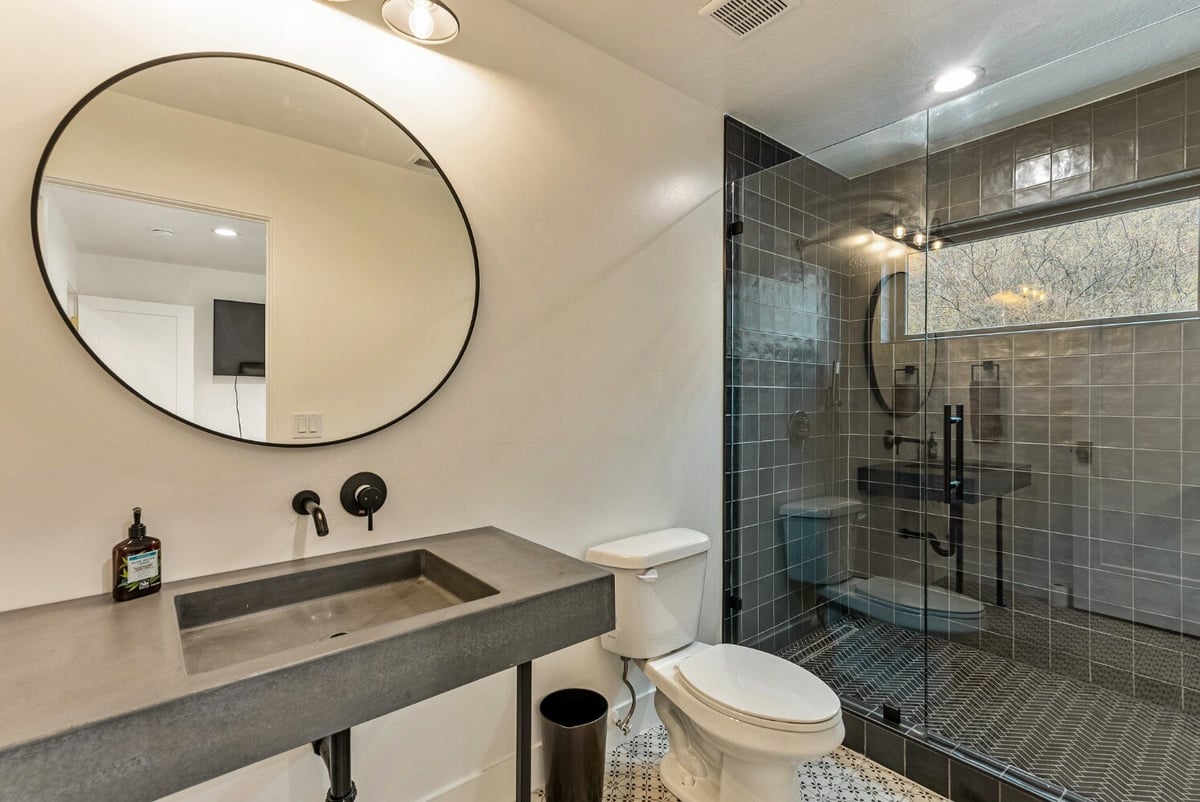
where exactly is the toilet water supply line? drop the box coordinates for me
[615,657,637,735]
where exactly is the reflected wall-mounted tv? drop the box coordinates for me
[213,299,265,377]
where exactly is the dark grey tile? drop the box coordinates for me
[1138,80,1186,126]
[842,711,864,752]
[1013,122,1053,161]
[1138,117,1185,159]
[905,741,950,796]
[1094,131,1136,170]
[1051,145,1091,180]
[1014,155,1051,189]
[1138,150,1185,179]
[1015,185,1051,207]
[951,761,1001,802]
[1094,97,1136,138]
[864,721,905,773]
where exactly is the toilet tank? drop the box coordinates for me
[779,496,865,586]
[585,529,709,659]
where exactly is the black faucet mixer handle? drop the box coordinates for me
[340,472,388,532]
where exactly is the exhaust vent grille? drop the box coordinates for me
[699,0,793,39]
[406,154,437,172]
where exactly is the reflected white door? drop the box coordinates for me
[77,296,194,417]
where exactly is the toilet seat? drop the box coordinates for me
[675,644,842,733]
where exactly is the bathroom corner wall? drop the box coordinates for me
[724,118,853,652]
[0,1,722,798]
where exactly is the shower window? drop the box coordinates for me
[906,196,1200,335]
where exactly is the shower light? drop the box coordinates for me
[929,66,984,94]
[893,224,906,239]
[381,0,460,44]
[912,231,927,247]
[930,238,944,251]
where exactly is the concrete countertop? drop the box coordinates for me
[0,526,615,802]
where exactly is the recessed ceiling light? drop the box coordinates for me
[928,66,984,94]
[151,228,175,240]
[212,227,239,238]
[381,0,459,45]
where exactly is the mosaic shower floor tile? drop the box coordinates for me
[782,618,1200,802]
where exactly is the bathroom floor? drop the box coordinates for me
[782,618,1200,802]
[573,724,949,801]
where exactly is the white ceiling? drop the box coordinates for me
[114,56,429,171]
[44,182,268,274]
[506,0,1200,162]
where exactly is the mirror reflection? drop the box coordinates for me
[865,271,938,418]
[35,55,477,445]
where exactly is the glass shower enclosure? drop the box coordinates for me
[724,10,1200,801]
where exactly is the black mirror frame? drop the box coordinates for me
[865,271,938,419]
[30,52,479,448]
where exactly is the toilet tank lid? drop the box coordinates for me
[779,496,864,519]
[586,528,709,569]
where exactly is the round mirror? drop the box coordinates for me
[865,271,939,418]
[33,54,478,446]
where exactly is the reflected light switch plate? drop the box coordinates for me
[293,413,323,439]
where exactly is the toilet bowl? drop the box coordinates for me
[587,529,844,802]
[779,498,983,635]
[644,642,843,802]
[822,576,983,635]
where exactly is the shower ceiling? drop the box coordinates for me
[507,0,1200,158]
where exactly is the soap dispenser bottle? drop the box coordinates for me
[112,507,162,601]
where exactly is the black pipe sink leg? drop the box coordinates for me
[312,729,357,802]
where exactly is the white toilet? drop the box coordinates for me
[586,529,844,802]
[780,497,984,635]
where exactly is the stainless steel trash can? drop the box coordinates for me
[539,688,608,802]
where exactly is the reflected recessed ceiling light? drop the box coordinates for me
[381,0,459,45]
[212,227,239,238]
[929,66,984,94]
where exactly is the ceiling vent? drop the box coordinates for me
[405,154,437,173]
[699,0,793,39]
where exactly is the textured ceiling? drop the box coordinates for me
[505,0,1200,156]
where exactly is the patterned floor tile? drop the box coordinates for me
[583,725,949,802]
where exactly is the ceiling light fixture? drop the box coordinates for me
[212,227,240,238]
[928,66,984,94]
[151,228,175,240]
[381,0,459,45]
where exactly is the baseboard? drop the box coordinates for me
[422,687,659,802]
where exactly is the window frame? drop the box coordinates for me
[903,169,1200,339]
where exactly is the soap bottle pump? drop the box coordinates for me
[112,507,162,601]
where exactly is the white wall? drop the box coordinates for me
[47,89,476,443]
[74,253,268,441]
[0,1,722,800]
[37,191,79,314]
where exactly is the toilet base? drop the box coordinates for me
[660,751,719,802]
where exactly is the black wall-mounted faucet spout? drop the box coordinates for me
[292,490,330,536]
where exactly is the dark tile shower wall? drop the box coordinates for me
[723,117,854,651]
[843,70,1200,715]
[929,69,1200,224]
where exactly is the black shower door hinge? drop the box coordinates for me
[727,220,744,237]
[725,593,743,612]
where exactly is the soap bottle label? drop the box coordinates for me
[124,550,160,587]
